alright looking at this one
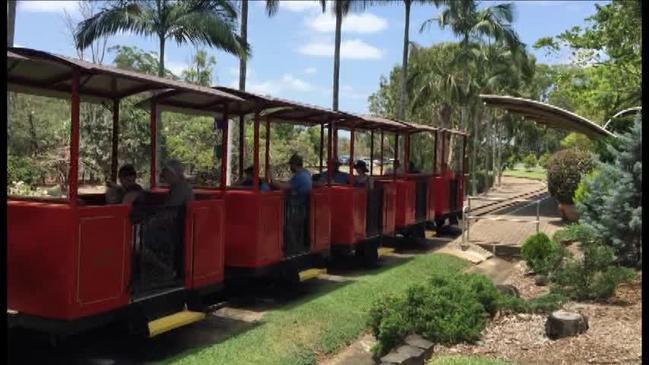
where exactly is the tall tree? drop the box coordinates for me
[182,49,217,86]
[75,0,249,77]
[420,0,526,194]
[239,0,248,90]
[7,0,17,46]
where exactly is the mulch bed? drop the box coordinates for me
[433,261,642,365]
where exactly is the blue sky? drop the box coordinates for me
[13,0,608,114]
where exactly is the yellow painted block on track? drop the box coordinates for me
[299,268,327,282]
[378,247,395,257]
[148,311,205,337]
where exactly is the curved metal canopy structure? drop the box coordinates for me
[480,94,615,139]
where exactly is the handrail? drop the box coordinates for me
[461,195,541,249]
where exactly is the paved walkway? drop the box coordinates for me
[437,176,565,263]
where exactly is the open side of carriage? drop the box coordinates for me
[6,47,243,338]
[321,114,405,264]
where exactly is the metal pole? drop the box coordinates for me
[379,130,384,175]
[536,199,540,233]
[238,115,245,179]
[319,123,324,174]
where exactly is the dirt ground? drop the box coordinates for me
[433,262,642,365]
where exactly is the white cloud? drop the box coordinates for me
[166,61,188,76]
[306,13,388,34]
[298,39,384,60]
[279,1,323,12]
[304,67,317,75]
[19,1,80,14]
[242,73,314,96]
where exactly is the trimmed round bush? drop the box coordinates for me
[521,233,558,275]
[523,154,538,171]
[546,149,594,204]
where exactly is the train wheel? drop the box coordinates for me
[449,214,459,226]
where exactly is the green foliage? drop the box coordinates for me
[576,116,642,267]
[182,49,217,86]
[552,223,595,244]
[535,0,641,122]
[496,292,566,314]
[546,149,594,204]
[537,152,551,169]
[551,242,636,301]
[522,154,537,171]
[109,45,177,77]
[560,132,593,151]
[428,355,516,365]
[7,155,45,186]
[521,233,560,275]
[369,273,492,356]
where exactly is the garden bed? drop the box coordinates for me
[431,265,641,365]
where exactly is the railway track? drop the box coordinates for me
[466,187,549,217]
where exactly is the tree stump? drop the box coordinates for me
[535,275,549,286]
[545,310,589,339]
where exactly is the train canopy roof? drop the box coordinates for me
[480,94,614,139]
[7,47,244,105]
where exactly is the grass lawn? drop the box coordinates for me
[502,165,546,181]
[428,355,516,365]
[165,253,468,365]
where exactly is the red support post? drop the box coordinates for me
[327,121,333,185]
[69,69,80,204]
[238,115,245,179]
[149,101,157,189]
[265,116,271,182]
[333,126,338,161]
[319,123,324,174]
[379,130,384,175]
[433,130,438,175]
[349,128,355,185]
[369,129,374,176]
[253,110,260,191]
[393,133,399,180]
[110,99,119,182]
[404,133,410,175]
[220,106,229,190]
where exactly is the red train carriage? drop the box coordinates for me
[430,129,468,228]
[323,115,404,264]
[6,48,242,338]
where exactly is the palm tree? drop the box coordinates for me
[75,0,249,77]
[420,0,526,194]
[7,0,17,47]
[267,0,367,111]
[239,0,248,90]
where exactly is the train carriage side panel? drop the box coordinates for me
[185,199,225,289]
[310,187,331,253]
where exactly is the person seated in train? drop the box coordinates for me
[318,158,350,185]
[353,160,370,188]
[160,159,195,207]
[409,161,421,174]
[105,164,144,205]
[384,159,404,176]
[236,165,271,192]
[270,153,312,196]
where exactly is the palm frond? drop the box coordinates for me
[265,0,279,17]
[75,1,154,50]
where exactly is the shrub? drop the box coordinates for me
[523,154,537,171]
[521,233,559,275]
[538,152,552,169]
[551,242,636,301]
[552,223,596,244]
[576,116,642,267]
[369,273,494,355]
[546,149,594,204]
[8,155,44,186]
[496,292,566,314]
